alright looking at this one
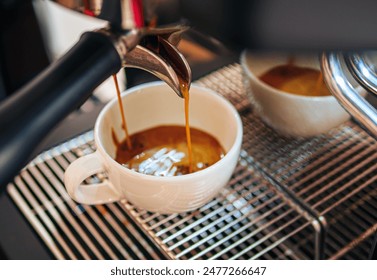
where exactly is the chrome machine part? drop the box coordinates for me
[321,53,377,138]
[345,52,377,96]
[96,24,191,98]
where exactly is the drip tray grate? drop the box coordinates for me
[7,64,377,259]
[7,132,165,260]
[123,153,314,260]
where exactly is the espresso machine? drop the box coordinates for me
[1,0,377,260]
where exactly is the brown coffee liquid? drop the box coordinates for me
[180,80,194,173]
[259,65,331,97]
[113,74,132,149]
[114,125,225,176]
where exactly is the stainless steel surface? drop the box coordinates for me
[123,27,192,98]
[322,52,377,138]
[345,52,377,97]
[7,64,377,259]
[97,25,191,98]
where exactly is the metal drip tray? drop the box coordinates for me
[7,64,377,259]
[123,154,314,260]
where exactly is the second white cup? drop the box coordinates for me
[241,51,356,137]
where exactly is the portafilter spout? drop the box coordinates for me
[99,25,191,97]
[0,24,191,189]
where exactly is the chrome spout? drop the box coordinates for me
[55,1,192,97]
[124,34,191,98]
[98,25,191,98]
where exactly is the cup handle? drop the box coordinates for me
[64,151,121,204]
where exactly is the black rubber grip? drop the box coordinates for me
[0,31,122,188]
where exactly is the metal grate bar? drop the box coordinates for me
[329,223,377,259]
[242,113,372,183]
[290,139,376,191]
[208,210,300,260]
[161,179,269,244]
[7,184,65,259]
[314,173,377,214]
[250,222,311,260]
[11,176,76,259]
[25,165,94,259]
[288,135,375,190]
[47,151,123,259]
[41,152,120,259]
[61,149,155,259]
[172,188,283,255]
[40,154,115,258]
[235,219,312,260]
[153,166,259,236]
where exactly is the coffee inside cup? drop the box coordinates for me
[259,62,331,97]
[113,125,225,176]
[111,74,225,177]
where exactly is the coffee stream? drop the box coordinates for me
[179,80,193,173]
[113,74,132,149]
[112,75,224,176]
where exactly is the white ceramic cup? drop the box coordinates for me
[64,82,243,213]
[240,51,356,137]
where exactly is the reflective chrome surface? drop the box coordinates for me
[345,52,377,96]
[100,25,191,98]
[321,53,377,138]
[124,42,191,98]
